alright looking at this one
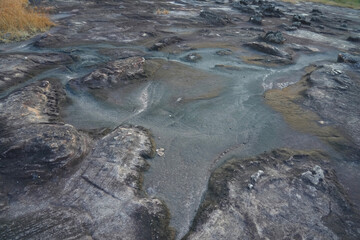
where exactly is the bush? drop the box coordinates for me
[0,0,54,42]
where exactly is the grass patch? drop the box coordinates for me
[0,0,54,42]
[281,0,360,9]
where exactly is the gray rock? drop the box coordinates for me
[249,14,262,25]
[0,126,174,240]
[184,149,360,240]
[0,79,88,181]
[199,11,232,26]
[182,53,202,62]
[244,42,291,58]
[149,36,183,51]
[304,63,360,150]
[301,165,325,185]
[263,31,285,44]
[69,57,146,89]
[0,53,73,92]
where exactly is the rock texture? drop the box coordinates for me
[69,57,147,89]
[0,79,88,180]
[184,149,360,240]
[0,53,73,91]
[0,81,173,239]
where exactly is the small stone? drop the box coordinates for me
[301,165,324,185]
[251,170,264,183]
[156,148,165,157]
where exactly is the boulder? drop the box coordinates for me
[69,57,146,89]
[182,53,202,62]
[199,11,232,26]
[0,79,88,181]
[244,42,290,58]
[263,31,285,44]
[184,149,360,240]
[149,36,183,51]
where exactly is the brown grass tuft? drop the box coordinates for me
[0,0,54,42]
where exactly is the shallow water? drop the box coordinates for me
[2,37,359,238]
[58,46,345,238]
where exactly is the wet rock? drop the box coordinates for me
[311,16,322,23]
[244,42,290,58]
[33,34,69,48]
[259,2,284,18]
[182,53,202,62]
[242,55,293,67]
[98,48,147,59]
[216,49,233,56]
[69,57,146,89]
[184,149,360,240]
[199,11,232,26]
[0,79,88,181]
[249,14,262,25]
[149,36,183,51]
[292,21,302,28]
[263,31,285,44]
[0,53,73,92]
[232,2,257,14]
[293,14,311,25]
[280,23,298,31]
[347,36,360,42]
[0,126,174,240]
[304,63,360,148]
[337,52,360,65]
[311,8,322,15]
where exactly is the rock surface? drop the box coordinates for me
[0,80,173,239]
[184,149,360,240]
[0,79,88,180]
[69,57,147,89]
[0,53,73,92]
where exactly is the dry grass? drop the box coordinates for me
[155,9,169,15]
[0,0,54,42]
[281,0,360,9]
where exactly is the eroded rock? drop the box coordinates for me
[0,53,73,92]
[69,57,146,89]
[199,11,232,26]
[184,149,360,240]
[244,42,291,58]
[0,79,88,180]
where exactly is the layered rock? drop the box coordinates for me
[69,57,147,89]
[0,53,73,91]
[0,79,88,180]
[184,149,360,240]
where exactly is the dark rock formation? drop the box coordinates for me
[244,42,290,58]
[0,79,88,181]
[293,14,311,25]
[263,31,285,44]
[347,36,360,42]
[0,53,73,91]
[182,53,202,62]
[216,49,232,56]
[249,14,262,25]
[259,2,284,18]
[0,126,174,239]
[0,80,173,239]
[149,36,183,51]
[69,57,146,89]
[184,149,360,240]
[199,11,232,26]
[337,52,360,66]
